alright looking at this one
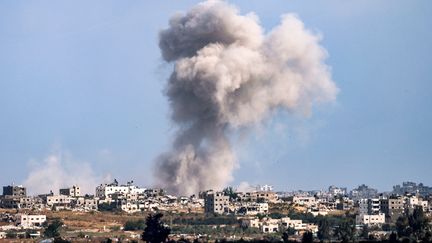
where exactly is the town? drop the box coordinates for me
[0,181,431,242]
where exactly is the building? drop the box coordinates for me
[293,196,316,207]
[0,196,20,208]
[237,202,268,215]
[328,186,347,196]
[120,201,140,213]
[17,214,46,228]
[46,195,73,207]
[245,217,318,234]
[19,197,44,209]
[204,191,229,214]
[257,184,274,192]
[74,197,98,211]
[60,185,80,197]
[356,213,385,226]
[96,181,145,199]
[393,182,432,197]
[405,195,429,213]
[381,196,405,223]
[237,191,278,203]
[350,184,378,200]
[262,219,279,233]
[2,185,26,197]
[358,198,381,215]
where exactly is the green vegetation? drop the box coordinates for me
[333,219,356,243]
[141,213,171,243]
[223,187,238,201]
[5,231,17,239]
[124,219,146,231]
[98,202,119,212]
[282,227,296,242]
[172,215,238,226]
[317,217,332,241]
[301,231,313,243]
[44,219,63,238]
[396,206,432,242]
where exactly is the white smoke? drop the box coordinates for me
[23,149,111,195]
[156,1,338,196]
[236,181,255,193]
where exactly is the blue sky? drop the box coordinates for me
[1,1,431,193]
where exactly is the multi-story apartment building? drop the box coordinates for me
[238,191,278,203]
[2,185,26,197]
[393,182,432,197]
[60,185,80,197]
[96,181,145,199]
[293,196,317,207]
[237,202,269,215]
[204,190,229,214]
[356,213,385,226]
[381,196,404,223]
[350,184,378,200]
[46,195,73,207]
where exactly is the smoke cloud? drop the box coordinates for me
[23,149,111,195]
[156,1,338,196]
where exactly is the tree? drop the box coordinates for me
[396,212,411,238]
[98,202,118,212]
[223,187,238,201]
[282,227,296,243]
[5,231,17,239]
[318,218,332,242]
[44,219,63,238]
[410,206,430,240]
[334,220,356,243]
[302,231,313,243]
[389,232,398,243]
[142,213,171,243]
[360,225,370,240]
[396,206,431,241]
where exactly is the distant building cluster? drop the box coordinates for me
[0,180,431,238]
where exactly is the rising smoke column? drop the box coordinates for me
[156,1,338,196]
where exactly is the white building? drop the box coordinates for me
[406,196,429,212]
[121,201,140,213]
[328,186,347,196]
[75,197,98,211]
[262,219,279,233]
[17,214,46,228]
[257,184,274,192]
[46,195,73,207]
[96,183,145,199]
[245,217,318,234]
[59,185,80,197]
[293,196,316,207]
[358,199,369,215]
[238,202,269,215]
[280,217,303,229]
[356,213,385,226]
[204,191,229,214]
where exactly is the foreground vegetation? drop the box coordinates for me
[1,206,431,242]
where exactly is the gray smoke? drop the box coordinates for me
[156,1,338,196]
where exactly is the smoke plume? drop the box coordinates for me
[23,149,111,195]
[156,1,338,195]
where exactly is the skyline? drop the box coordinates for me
[1,1,431,194]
